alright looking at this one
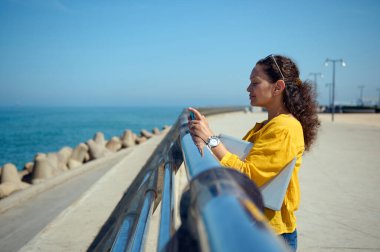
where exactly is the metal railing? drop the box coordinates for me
[89,107,289,252]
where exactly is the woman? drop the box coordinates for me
[188,54,320,251]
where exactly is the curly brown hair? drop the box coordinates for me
[257,55,320,151]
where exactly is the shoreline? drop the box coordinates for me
[0,125,168,201]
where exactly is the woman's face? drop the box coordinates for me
[247,64,276,108]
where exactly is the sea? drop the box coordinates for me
[0,106,184,171]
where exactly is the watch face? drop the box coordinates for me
[210,138,218,145]
[208,136,220,148]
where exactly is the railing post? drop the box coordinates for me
[157,159,175,251]
[111,214,136,252]
[126,190,156,252]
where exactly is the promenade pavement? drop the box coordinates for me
[297,114,380,251]
[208,112,380,252]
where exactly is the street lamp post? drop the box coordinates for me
[309,72,323,95]
[358,85,365,106]
[325,58,346,122]
[325,83,332,110]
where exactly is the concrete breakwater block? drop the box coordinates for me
[135,136,147,144]
[31,151,70,184]
[71,143,88,162]
[94,132,106,145]
[20,162,34,183]
[0,163,30,198]
[68,143,88,169]
[87,132,111,160]
[68,159,82,170]
[84,152,90,162]
[106,137,122,152]
[152,127,161,135]
[120,129,136,148]
[1,163,21,184]
[24,162,34,173]
[57,147,72,166]
[47,152,69,175]
[87,140,107,160]
[32,155,53,184]
[18,169,29,179]
[140,129,153,139]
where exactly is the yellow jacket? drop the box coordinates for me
[220,114,304,234]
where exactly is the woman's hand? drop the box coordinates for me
[188,107,214,156]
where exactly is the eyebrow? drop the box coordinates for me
[250,75,259,81]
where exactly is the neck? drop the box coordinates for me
[266,103,289,121]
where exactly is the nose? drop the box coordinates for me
[247,83,252,92]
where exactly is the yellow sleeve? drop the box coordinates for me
[220,126,297,187]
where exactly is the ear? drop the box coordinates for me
[273,80,286,96]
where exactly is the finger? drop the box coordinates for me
[190,122,197,130]
[190,122,202,132]
[188,122,193,132]
[188,107,203,120]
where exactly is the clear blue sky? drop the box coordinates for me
[1,0,379,107]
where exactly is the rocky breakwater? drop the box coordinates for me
[0,126,168,200]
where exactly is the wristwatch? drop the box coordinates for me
[206,135,221,148]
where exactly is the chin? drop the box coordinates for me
[251,101,264,108]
